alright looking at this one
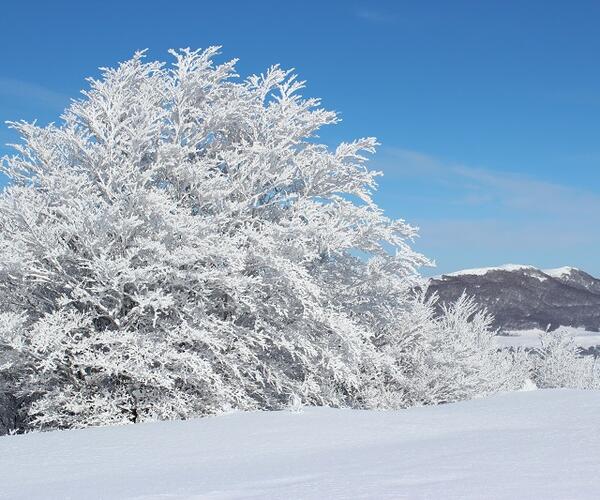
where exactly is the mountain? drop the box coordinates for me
[427,265,600,332]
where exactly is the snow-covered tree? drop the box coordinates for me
[366,293,527,408]
[532,329,600,390]
[0,48,432,429]
[0,48,528,432]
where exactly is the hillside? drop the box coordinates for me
[1,389,599,499]
[428,265,600,332]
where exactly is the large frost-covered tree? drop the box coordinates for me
[0,48,523,431]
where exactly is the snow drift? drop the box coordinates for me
[1,389,598,499]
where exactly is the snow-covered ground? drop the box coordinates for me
[496,326,600,349]
[1,389,599,499]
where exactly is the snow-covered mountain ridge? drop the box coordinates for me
[428,265,600,332]
[443,263,539,277]
[442,264,581,280]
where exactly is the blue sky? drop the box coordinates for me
[1,0,600,275]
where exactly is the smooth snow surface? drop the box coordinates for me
[2,390,600,499]
[496,326,600,348]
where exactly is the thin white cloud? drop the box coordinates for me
[354,7,395,24]
[373,147,600,274]
[0,77,69,110]
[380,147,600,217]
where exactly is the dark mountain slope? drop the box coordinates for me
[427,265,600,332]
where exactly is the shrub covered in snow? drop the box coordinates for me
[367,293,527,408]
[0,48,539,432]
[532,329,600,390]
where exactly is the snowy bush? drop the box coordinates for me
[531,329,600,390]
[0,48,529,431]
[367,293,528,408]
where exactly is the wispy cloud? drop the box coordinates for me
[381,147,600,217]
[354,7,396,24]
[373,147,600,274]
[0,77,69,110]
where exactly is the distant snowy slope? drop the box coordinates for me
[543,266,580,278]
[496,326,600,349]
[1,390,599,499]
[444,263,538,277]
